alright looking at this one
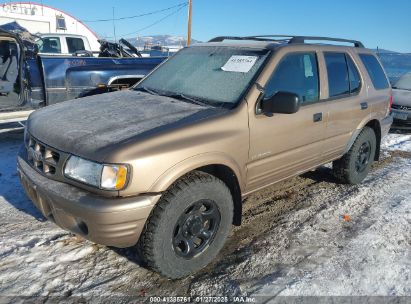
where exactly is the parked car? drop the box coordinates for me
[0,22,165,113]
[18,35,393,278]
[392,72,411,129]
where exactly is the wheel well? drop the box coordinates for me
[365,119,381,161]
[197,165,242,226]
[108,77,142,90]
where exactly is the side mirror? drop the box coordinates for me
[261,91,301,114]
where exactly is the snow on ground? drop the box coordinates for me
[0,131,410,302]
[382,132,411,151]
[254,149,411,297]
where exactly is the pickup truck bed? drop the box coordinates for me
[0,23,166,112]
[27,56,165,106]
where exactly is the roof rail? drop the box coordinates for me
[208,35,365,48]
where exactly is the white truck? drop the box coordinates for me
[37,33,94,56]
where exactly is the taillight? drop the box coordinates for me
[389,94,393,110]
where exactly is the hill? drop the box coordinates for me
[376,52,411,83]
[127,35,201,47]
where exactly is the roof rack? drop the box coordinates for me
[208,35,365,48]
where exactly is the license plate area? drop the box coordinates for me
[392,110,408,120]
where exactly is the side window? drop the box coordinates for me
[265,52,319,104]
[324,53,349,97]
[66,37,85,53]
[346,55,361,93]
[38,37,61,53]
[359,54,389,90]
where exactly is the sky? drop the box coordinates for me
[5,0,411,52]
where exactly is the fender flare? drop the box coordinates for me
[343,115,382,155]
[148,152,245,194]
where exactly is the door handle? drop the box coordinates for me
[313,112,322,122]
[361,102,368,110]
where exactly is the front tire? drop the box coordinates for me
[333,126,377,184]
[139,171,233,279]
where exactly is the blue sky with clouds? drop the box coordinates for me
[11,0,411,52]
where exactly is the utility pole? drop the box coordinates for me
[112,7,117,43]
[187,0,192,46]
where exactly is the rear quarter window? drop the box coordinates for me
[66,37,86,53]
[359,54,389,90]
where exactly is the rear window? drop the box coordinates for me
[359,54,389,90]
[66,37,85,53]
[325,53,350,97]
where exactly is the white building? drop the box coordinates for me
[0,2,100,52]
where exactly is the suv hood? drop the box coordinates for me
[27,90,224,161]
[393,89,411,107]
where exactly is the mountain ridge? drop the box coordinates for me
[127,34,201,47]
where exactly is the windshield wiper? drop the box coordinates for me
[393,86,411,91]
[136,88,220,107]
[165,93,210,107]
[135,86,160,95]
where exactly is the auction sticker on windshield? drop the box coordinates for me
[221,55,258,73]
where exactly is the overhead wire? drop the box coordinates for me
[102,3,187,39]
[81,2,187,23]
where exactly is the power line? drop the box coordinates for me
[103,3,187,39]
[82,2,186,23]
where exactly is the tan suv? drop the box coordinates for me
[18,35,393,278]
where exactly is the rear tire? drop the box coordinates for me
[139,171,233,279]
[333,127,377,185]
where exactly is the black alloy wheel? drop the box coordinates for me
[355,141,372,173]
[173,199,221,259]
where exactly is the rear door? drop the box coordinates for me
[321,51,368,161]
[246,49,327,193]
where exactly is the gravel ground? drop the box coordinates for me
[0,130,410,303]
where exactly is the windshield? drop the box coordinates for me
[393,72,411,90]
[135,46,270,106]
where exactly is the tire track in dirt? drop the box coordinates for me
[187,150,411,297]
[113,148,411,298]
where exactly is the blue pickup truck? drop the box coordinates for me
[0,23,165,113]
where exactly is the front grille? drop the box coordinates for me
[26,135,62,176]
[392,104,411,111]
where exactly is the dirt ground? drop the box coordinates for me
[0,131,410,302]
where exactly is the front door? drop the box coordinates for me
[0,36,21,110]
[246,51,327,193]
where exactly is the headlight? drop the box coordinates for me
[64,156,128,190]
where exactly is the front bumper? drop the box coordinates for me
[391,108,411,130]
[17,153,161,248]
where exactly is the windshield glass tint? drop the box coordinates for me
[136,46,270,105]
[394,72,411,90]
[265,52,319,104]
